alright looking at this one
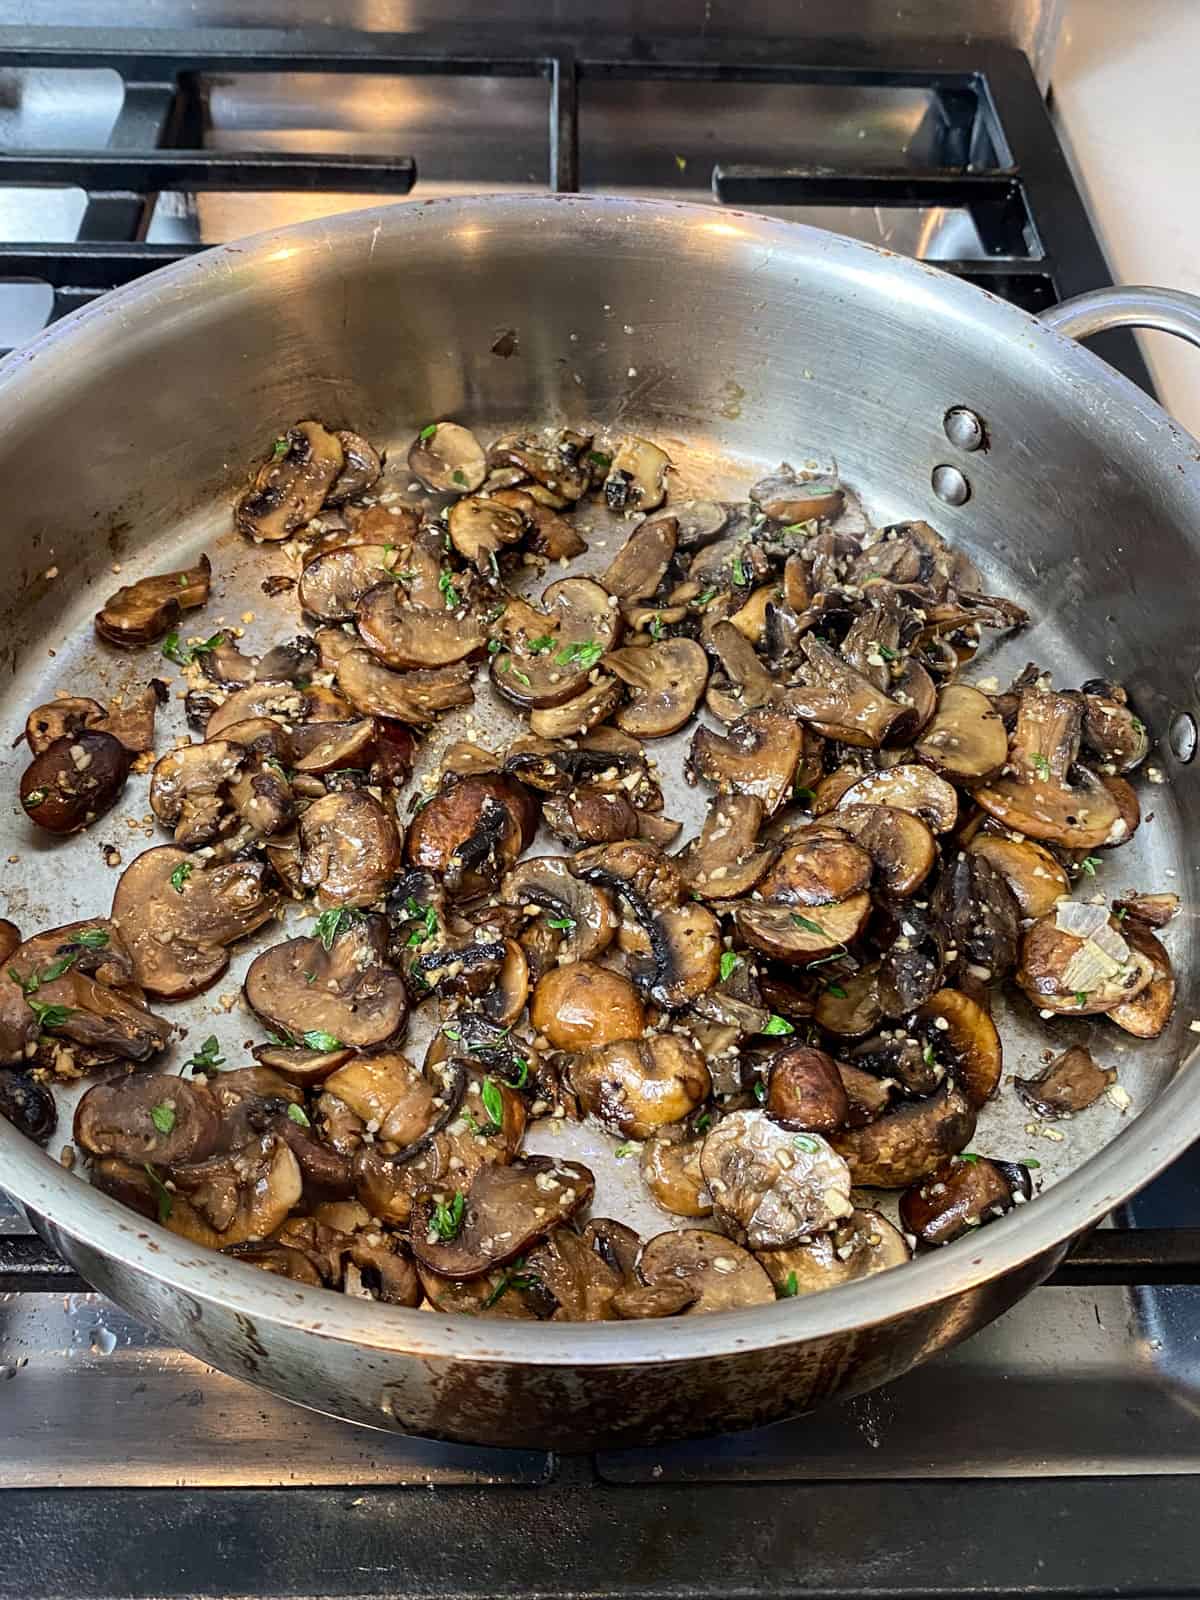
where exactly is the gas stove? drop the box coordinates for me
[2,17,1199,1599]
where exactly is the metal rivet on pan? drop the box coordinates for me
[943,406,987,452]
[1169,710,1197,764]
[931,464,970,506]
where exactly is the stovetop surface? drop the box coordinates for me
[1,19,1199,1600]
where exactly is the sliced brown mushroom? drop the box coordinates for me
[501,856,616,963]
[914,683,1007,781]
[252,1043,354,1084]
[542,785,640,849]
[299,544,410,622]
[756,1209,910,1295]
[917,987,1003,1107]
[835,1060,897,1125]
[24,697,106,755]
[637,1228,774,1314]
[641,901,723,1008]
[765,1046,850,1133]
[830,1078,977,1187]
[336,648,474,726]
[21,730,131,834]
[815,965,885,1038]
[675,794,776,899]
[570,1034,711,1139]
[415,1262,544,1318]
[290,718,376,776]
[640,1130,713,1217]
[298,790,402,909]
[688,709,805,815]
[236,422,344,542]
[148,739,244,846]
[529,677,623,739]
[836,764,959,833]
[1108,921,1175,1038]
[94,554,212,647]
[490,488,587,562]
[965,834,1070,920]
[1112,892,1180,928]
[524,1227,624,1322]
[407,774,537,898]
[602,517,677,600]
[606,639,709,738]
[699,1109,853,1249]
[975,689,1126,851]
[356,582,485,670]
[112,847,279,999]
[245,916,408,1053]
[490,577,621,711]
[751,467,844,525]
[1081,680,1149,773]
[447,494,527,569]
[930,852,1021,982]
[1016,902,1154,1016]
[407,421,487,495]
[0,1069,57,1144]
[1015,1044,1116,1117]
[203,682,309,740]
[224,1240,325,1289]
[319,1052,436,1145]
[647,499,727,552]
[168,1133,303,1246]
[530,962,645,1052]
[757,829,874,907]
[783,637,903,747]
[0,920,21,968]
[899,1154,1032,1247]
[0,935,172,1067]
[409,1156,595,1279]
[826,804,937,898]
[603,437,670,513]
[324,429,382,505]
[734,895,872,965]
[704,619,779,722]
[74,1074,221,1166]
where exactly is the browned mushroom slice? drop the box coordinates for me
[325,430,382,505]
[407,421,487,495]
[975,689,1125,851]
[638,902,721,1009]
[734,895,871,965]
[899,1154,1031,1247]
[336,648,473,727]
[245,919,408,1053]
[236,421,344,541]
[203,682,309,739]
[675,794,776,899]
[491,577,621,710]
[1112,892,1180,928]
[815,964,884,1038]
[224,1241,325,1288]
[356,582,485,670]
[571,837,685,914]
[886,658,938,747]
[410,1156,595,1279]
[688,709,805,815]
[836,1061,896,1126]
[501,856,616,963]
[169,1133,303,1246]
[74,1074,221,1166]
[252,1043,354,1084]
[640,1131,713,1217]
[1081,682,1149,773]
[1015,1044,1116,1117]
[917,988,1002,1107]
[543,785,640,849]
[758,1209,910,1295]
[319,1052,436,1144]
[965,834,1070,919]
[490,488,587,562]
[112,847,279,1000]
[603,437,670,513]
[765,1046,850,1133]
[447,494,528,569]
[915,684,1008,781]
[521,1227,623,1322]
[20,730,131,834]
[407,774,537,897]
[704,619,779,722]
[606,639,709,738]
[148,739,244,846]
[699,1109,853,1249]
[299,544,408,622]
[530,962,645,1051]
[94,554,212,647]
[1109,921,1175,1039]
[831,1078,976,1187]
[751,468,844,525]
[24,697,106,755]
[290,718,375,776]
[783,637,903,748]
[570,1034,711,1139]
[0,1069,56,1144]
[826,804,937,898]
[1016,903,1154,1016]
[415,1262,544,1318]
[757,830,874,907]
[487,429,593,506]
[638,1229,774,1314]
[529,676,622,739]
[835,764,959,833]
[931,851,1021,981]
[602,517,678,600]
[298,790,402,909]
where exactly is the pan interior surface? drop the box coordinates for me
[0,196,1196,1389]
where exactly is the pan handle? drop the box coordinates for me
[1040,285,1200,349]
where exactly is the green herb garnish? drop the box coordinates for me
[546,914,577,932]
[185,1035,225,1076]
[588,450,612,471]
[526,635,555,654]
[480,1076,505,1133]
[923,1041,936,1068]
[753,1078,767,1103]
[438,568,461,609]
[694,1112,712,1133]
[732,557,747,586]
[150,1102,176,1135]
[1022,1157,1042,1169]
[303,1030,342,1052]
[431,1190,466,1241]
[313,906,360,951]
[719,951,741,982]
[1031,753,1052,781]
[487,638,503,655]
[419,423,437,441]
[779,1271,799,1298]
[169,861,193,894]
[271,436,289,461]
[791,913,828,937]
[21,787,48,809]
[792,1133,820,1154]
[794,785,815,804]
[959,1152,980,1163]
[762,1014,794,1036]
[403,898,438,947]
[825,983,848,999]
[1131,716,1146,735]
[506,661,532,687]
[7,966,35,996]
[452,469,467,487]
[696,587,718,608]
[74,929,109,950]
[1074,991,1089,1008]
[161,631,223,668]
[37,953,78,984]
[504,1057,529,1090]
[878,644,898,662]
[649,614,665,641]
[555,638,604,670]
[481,1257,539,1309]
[27,998,74,1029]
[1080,856,1101,876]
[287,1102,311,1127]
[143,1164,173,1224]
[614,1141,639,1159]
